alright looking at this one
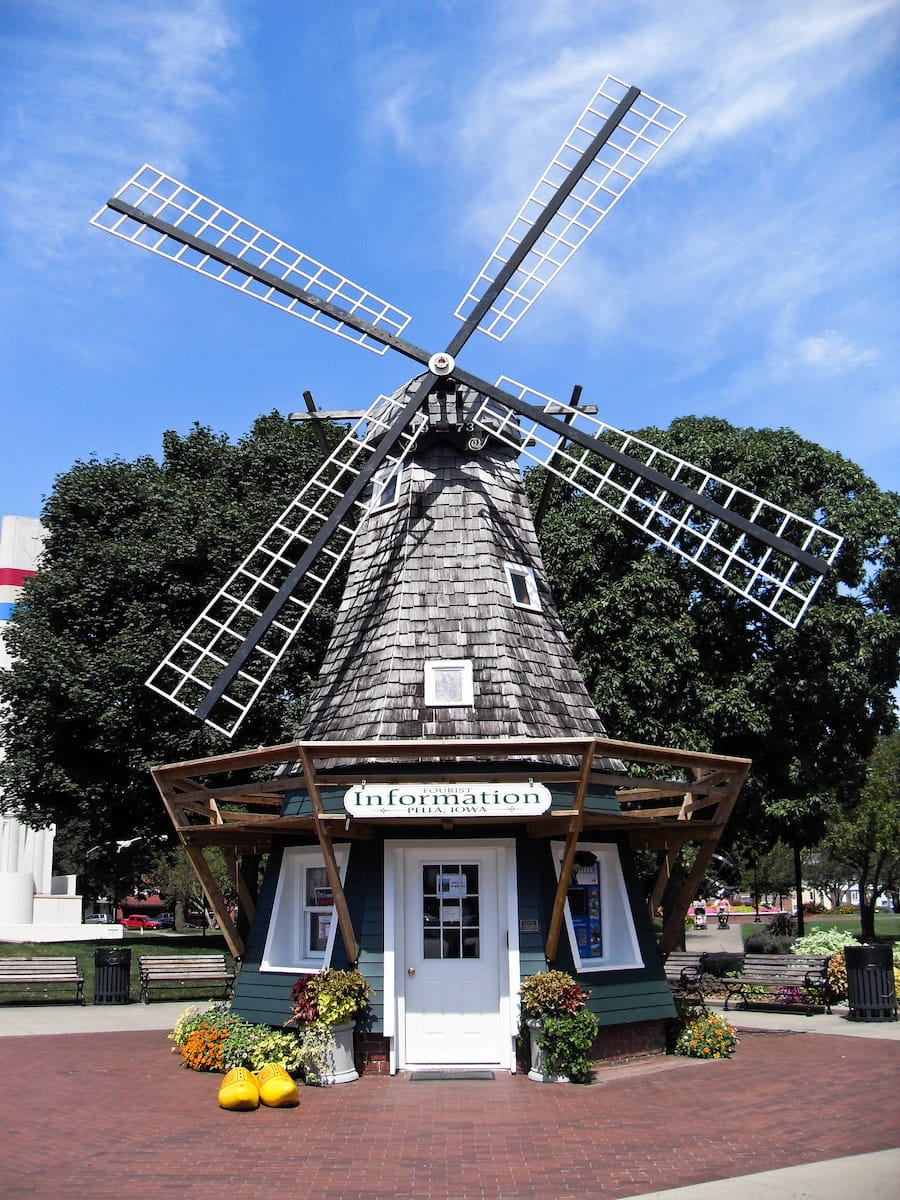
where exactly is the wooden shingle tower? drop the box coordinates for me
[95,77,843,1072]
[298,379,612,746]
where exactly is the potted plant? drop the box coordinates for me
[518,969,598,1084]
[286,967,373,1084]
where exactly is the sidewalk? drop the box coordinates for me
[0,991,897,1199]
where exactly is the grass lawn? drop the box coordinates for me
[0,933,236,1005]
[740,912,900,944]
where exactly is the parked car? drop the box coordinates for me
[84,913,110,923]
[120,914,161,930]
[155,913,175,928]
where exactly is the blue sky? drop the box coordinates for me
[1,0,898,523]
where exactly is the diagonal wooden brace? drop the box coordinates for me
[299,747,359,966]
[544,741,595,964]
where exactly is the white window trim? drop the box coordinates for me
[424,658,474,707]
[550,841,642,973]
[370,464,401,511]
[261,844,348,974]
[503,561,541,610]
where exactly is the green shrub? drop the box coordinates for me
[768,912,796,938]
[792,926,860,956]
[744,931,794,954]
[533,1010,599,1083]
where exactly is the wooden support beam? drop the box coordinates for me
[648,846,674,918]
[299,747,359,966]
[221,847,258,931]
[182,843,244,960]
[152,765,245,959]
[657,761,747,957]
[544,742,594,964]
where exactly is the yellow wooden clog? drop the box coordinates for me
[218,1066,260,1110]
[255,1062,300,1107]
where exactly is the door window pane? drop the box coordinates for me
[422,863,480,960]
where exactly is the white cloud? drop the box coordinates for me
[795,331,877,372]
[0,1,239,274]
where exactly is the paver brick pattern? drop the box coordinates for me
[3,1028,898,1198]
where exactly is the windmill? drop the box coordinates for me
[94,77,843,1072]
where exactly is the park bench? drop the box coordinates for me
[723,953,831,1016]
[0,956,85,1004]
[138,954,235,1004]
[664,951,745,1009]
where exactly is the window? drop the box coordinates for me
[551,841,642,973]
[424,659,474,706]
[422,863,481,960]
[503,562,541,610]
[370,464,401,510]
[261,845,348,972]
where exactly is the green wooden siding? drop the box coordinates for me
[232,834,387,1030]
[515,833,675,1025]
[230,843,293,1026]
[233,823,673,1033]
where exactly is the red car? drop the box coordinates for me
[120,914,161,930]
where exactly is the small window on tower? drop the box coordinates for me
[503,562,541,610]
[370,464,401,510]
[424,659,474,706]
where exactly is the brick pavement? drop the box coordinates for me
[3,1027,898,1199]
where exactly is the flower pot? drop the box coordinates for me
[526,1019,570,1084]
[323,1020,358,1084]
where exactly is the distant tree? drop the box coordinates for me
[754,840,795,906]
[824,733,900,941]
[803,842,854,911]
[535,417,900,867]
[0,414,339,901]
[150,845,239,931]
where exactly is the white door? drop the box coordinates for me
[402,846,505,1067]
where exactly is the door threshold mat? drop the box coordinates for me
[409,1070,495,1082]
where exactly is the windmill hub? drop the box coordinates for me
[428,351,455,376]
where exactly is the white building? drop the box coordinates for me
[0,515,121,941]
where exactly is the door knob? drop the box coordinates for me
[407,967,416,976]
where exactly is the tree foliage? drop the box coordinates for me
[1,411,897,910]
[0,414,339,896]
[534,416,899,857]
[150,845,239,930]
[824,732,900,940]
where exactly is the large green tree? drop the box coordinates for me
[534,416,899,871]
[2,412,897,911]
[823,732,900,940]
[0,414,339,899]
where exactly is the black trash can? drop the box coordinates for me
[94,946,132,1004]
[845,944,898,1022]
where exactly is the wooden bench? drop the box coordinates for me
[0,957,85,1004]
[663,951,706,1006]
[138,954,235,1004]
[664,951,746,1009]
[723,953,831,1016]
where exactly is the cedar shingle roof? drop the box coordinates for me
[297,379,618,766]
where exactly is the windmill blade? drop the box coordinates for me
[466,379,843,629]
[91,166,413,356]
[454,76,685,342]
[147,390,427,738]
